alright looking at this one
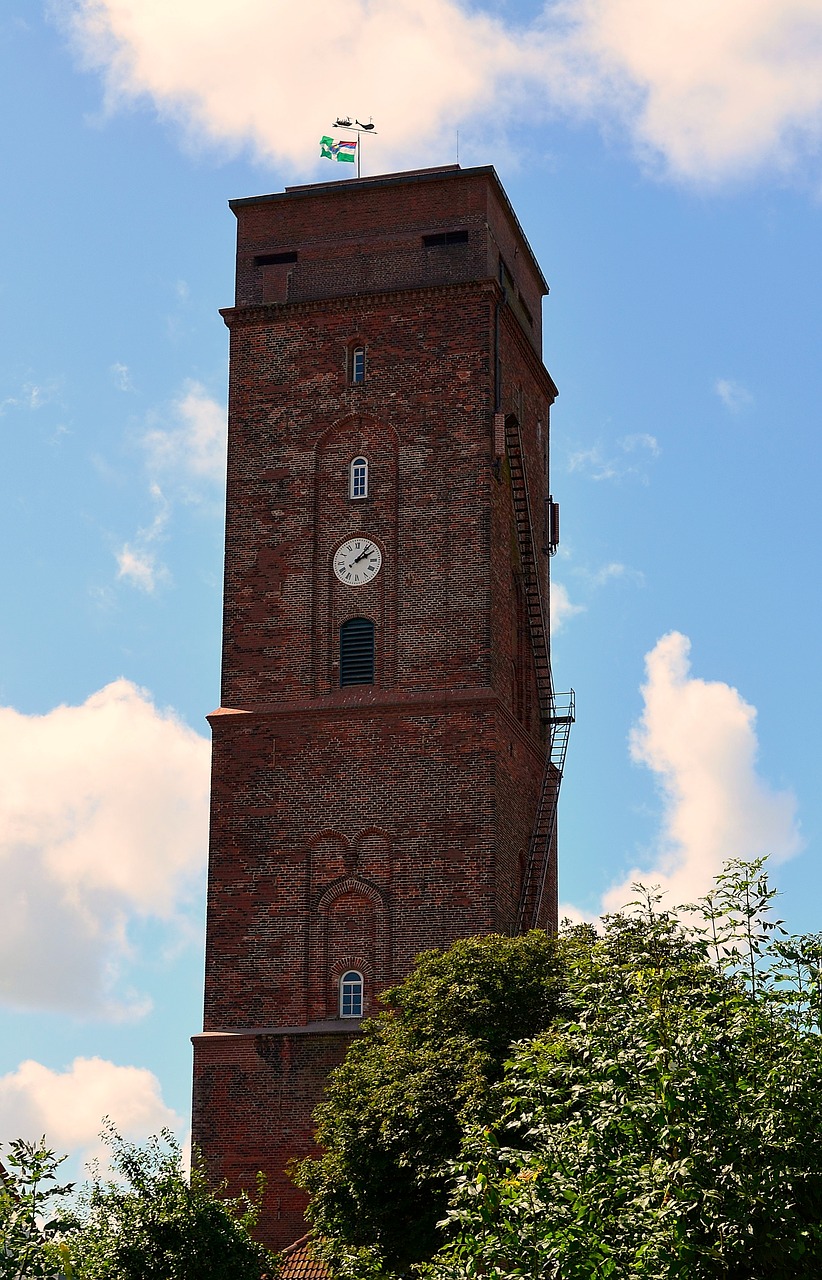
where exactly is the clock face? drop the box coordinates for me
[333,537,382,586]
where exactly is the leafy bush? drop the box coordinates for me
[58,1124,278,1280]
[297,861,822,1279]
[293,931,566,1275]
[1,1126,278,1280]
[423,862,822,1278]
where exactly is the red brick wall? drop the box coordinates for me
[194,166,559,1251]
[192,1028,357,1252]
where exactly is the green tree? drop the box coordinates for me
[0,1137,74,1279]
[57,1124,278,1280]
[423,862,822,1279]
[292,931,566,1277]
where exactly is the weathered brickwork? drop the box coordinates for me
[192,165,559,1252]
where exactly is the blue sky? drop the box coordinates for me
[1,0,821,1172]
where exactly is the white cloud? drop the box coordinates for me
[602,632,802,911]
[0,380,58,415]
[59,0,822,184]
[0,680,209,1016]
[115,484,170,592]
[142,381,226,486]
[620,433,660,456]
[557,900,591,926]
[116,544,161,591]
[568,433,660,482]
[110,361,133,392]
[113,382,224,590]
[715,376,754,413]
[586,560,645,587]
[0,1057,181,1173]
[551,580,585,631]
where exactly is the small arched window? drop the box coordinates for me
[350,456,368,500]
[340,970,363,1018]
[351,346,366,384]
[340,617,375,687]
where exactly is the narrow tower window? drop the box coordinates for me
[340,970,363,1018]
[350,456,369,500]
[340,618,375,687]
[351,346,366,384]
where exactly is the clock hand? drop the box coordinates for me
[353,545,372,564]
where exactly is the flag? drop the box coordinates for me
[320,135,357,163]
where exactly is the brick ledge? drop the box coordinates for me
[192,1020,363,1041]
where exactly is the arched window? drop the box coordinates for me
[351,346,366,384]
[340,970,363,1018]
[340,618,375,687]
[350,456,368,500]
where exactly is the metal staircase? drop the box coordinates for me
[505,414,575,932]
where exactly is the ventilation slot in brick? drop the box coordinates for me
[422,230,469,247]
[340,618,375,686]
[254,251,298,266]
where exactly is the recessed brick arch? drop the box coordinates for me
[315,874,386,913]
[309,875,389,1021]
[353,828,392,876]
[312,414,399,694]
[315,411,400,454]
[306,829,354,880]
[331,953,374,982]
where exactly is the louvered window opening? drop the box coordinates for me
[340,618,375,686]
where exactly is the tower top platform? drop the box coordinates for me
[227,164,547,354]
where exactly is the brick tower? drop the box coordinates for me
[191,164,572,1251]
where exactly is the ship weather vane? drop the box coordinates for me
[319,116,377,179]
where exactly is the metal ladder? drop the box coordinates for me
[505,415,575,932]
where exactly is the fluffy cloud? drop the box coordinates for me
[555,0,822,181]
[60,0,822,183]
[116,543,162,591]
[114,383,225,591]
[551,580,585,631]
[602,632,802,911]
[61,0,524,171]
[115,484,170,592]
[0,1057,181,1172]
[142,382,226,486]
[0,681,209,1016]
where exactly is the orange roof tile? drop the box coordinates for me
[279,1233,330,1279]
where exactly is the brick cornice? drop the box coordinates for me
[220,278,498,329]
[207,687,546,764]
[193,1021,363,1040]
[221,280,557,402]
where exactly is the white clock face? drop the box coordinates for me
[333,537,382,587]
